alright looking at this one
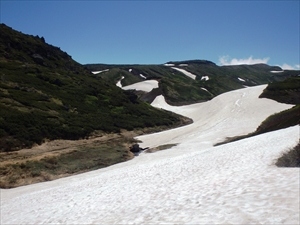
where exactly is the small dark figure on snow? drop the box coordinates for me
[130,144,141,153]
[129,144,149,156]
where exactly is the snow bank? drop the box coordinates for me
[201,76,209,81]
[1,85,298,225]
[140,74,146,79]
[270,70,283,73]
[201,87,211,94]
[91,69,109,74]
[116,76,124,87]
[122,80,158,92]
[171,67,196,80]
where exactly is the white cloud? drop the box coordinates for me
[219,55,270,66]
[277,63,300,70]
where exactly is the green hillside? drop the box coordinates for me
[86,60,299,105]
[256,76,300,133]
[0,24,185,152]
[259,76,300,104]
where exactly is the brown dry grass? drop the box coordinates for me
[0,130,140,188]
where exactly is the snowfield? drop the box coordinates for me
[1,85,299,225]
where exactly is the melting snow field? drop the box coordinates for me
[1,86,299,224]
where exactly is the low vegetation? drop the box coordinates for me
[259,76,300,104]
[0,137,133,188]
[275,142,300,167]
[255,105,300,134]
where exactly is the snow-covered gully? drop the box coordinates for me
[1,85,299,224]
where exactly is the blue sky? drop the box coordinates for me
[1,1,299,69]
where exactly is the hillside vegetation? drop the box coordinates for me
[0,23,186,152]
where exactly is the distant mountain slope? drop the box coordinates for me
[85,60,299,105]
[0,24,185,151]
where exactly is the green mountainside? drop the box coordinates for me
[85,60,299,105]
[0,24,184,151]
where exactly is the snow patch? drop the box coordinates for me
[179,64,188,67]
[140,74,146,79]
[270,70,283,73]
[238,77,245,82]
[171,67,196,80]
[201,87,212,94]
[122,80,158,92]
[164,63,175,66]
[116,76,124,88]
[91,69,109,74]
[201,76,209,81]
[129,69,132,72]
